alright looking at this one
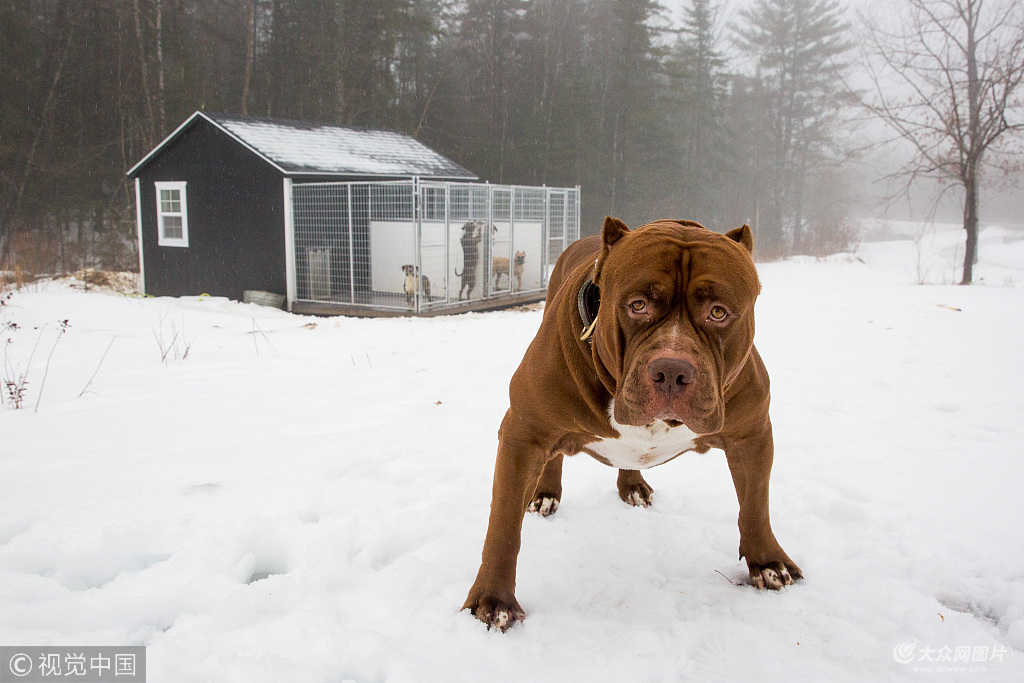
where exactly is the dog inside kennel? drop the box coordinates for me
[290,180,579,315]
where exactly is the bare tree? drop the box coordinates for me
[861,0,1024,284]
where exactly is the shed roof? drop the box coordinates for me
[128,111,477,180]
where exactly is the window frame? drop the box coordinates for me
[155,181,189,247]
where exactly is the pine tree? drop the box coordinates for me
[586,0,670,223]
[447,0,528,182]
[515,0,589,185]
[265,0,341,122]
[734,0,853,253]
[665,0,729,227]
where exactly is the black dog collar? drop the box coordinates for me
[577,277,601,342]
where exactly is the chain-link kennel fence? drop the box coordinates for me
[287,180,580,315]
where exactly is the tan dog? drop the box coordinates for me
[463,217,801,631]
[492,251,526,291]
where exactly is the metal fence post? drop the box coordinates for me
[486,183,493,299]
[445,182,451,305]
[413,177,421,313]
[346,183,355,303]
[282,178,295,310]
[574,186,581,244]
[509,186,516,291]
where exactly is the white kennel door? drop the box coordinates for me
[547,190,566,268]
[308,247,331,301]
[491,187,513,293]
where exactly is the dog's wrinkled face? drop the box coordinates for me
[592,218,760,434]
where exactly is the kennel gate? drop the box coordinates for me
[288,180,580,315]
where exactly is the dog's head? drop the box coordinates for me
[514,251,526,265]
[461,222,481,243]
[591,217,760,434]
[401,264,416,276]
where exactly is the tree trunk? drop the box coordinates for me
[413,78,440,139]
[131,0,155,148]
[792,143,807,251]
[57,210,66,273]
[155,0,166,138]
[241,0,255,115]
[961,0,981,285]
[961,167,979,285]
[610,111,620,216]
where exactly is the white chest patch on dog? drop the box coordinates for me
[584,400,698,470]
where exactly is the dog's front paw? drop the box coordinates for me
[463,591,526,632]
[747,560,802,590]
[528,493,560,517]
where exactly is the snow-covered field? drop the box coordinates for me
[2,222,1023,682]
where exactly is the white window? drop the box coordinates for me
[155,181,189,247]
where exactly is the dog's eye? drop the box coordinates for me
[709,305,728,322]
[629,300,647,313]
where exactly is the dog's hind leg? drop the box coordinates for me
[527,454,563,517]
[617,469,654,508]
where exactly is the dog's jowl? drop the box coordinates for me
[463,217,802,631]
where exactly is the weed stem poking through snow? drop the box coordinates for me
[714,569,743,587]
[34,319,69,413]
[78,337,116,398]
[250,319,278,358]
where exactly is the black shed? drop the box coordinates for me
[128,110,477,304]
[129,111,581,316]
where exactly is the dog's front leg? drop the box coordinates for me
[464,417,548,631]
[724,422,803,590]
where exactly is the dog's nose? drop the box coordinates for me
[648,357,697,394]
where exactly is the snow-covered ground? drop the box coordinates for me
[2,222,1023,682]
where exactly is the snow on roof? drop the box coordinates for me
[128,111,477,179]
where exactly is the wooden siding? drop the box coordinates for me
[137,119,286,301]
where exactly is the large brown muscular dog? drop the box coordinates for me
[463,217,802,631]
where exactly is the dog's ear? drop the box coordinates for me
[602,216,629,250]
[596,217,629,281]
[726,225,754,253]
